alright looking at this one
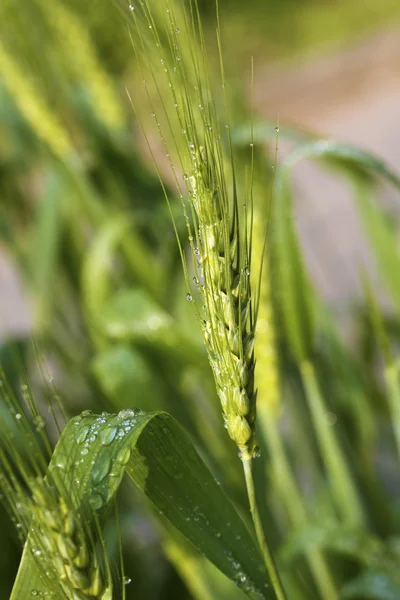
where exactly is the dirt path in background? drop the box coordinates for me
[252,26,400,311]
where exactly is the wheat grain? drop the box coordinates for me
[28,477,107,599]
[128,1,259,459]
[189,148,257,460]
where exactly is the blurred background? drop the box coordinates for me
[2,0,400,335]
[1,0,400,597]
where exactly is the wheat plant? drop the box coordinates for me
[2,1,400,599]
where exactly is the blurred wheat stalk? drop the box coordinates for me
[2,1,400,600]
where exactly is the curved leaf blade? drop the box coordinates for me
[12,410,273,599]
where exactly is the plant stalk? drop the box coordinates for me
[384,364,400,464]
[242,458,288,600]
[258,405,339,600]
[300,360,364,526]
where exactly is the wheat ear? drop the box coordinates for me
[28,477,106,600]
[189,147,257,460]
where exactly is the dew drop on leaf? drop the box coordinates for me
[100,426,118,446]
[90,493,104,510]
[91,456,111,484]
[75,426,90,444]
[116,447,132,465]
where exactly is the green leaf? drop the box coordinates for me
[162,525,249,600]
[271,137,400,361]
[280,523,383,566]
[272,170,315,361]
[280,140,400,188]
[12,410,273,599]
[353,180,400,314]
[100,288,206,367]
[81,215,132,319]
[361,271,392,365]
[100,288,173,343]
[341,572,400,600]
[91,345,163,411]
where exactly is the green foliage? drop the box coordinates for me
[1,0,400,599]
[11,410,271,599]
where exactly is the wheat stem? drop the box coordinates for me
[258,406,339,600]
[242,458,287,600]
[300,360,364,526]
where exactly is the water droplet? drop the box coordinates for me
[34,415,45,431]
[199,104,204,110]
[80,448,89,456]
[225,124,230,129]
[249,142,254,147]
[253,446,261,458]
[75,426,90,444]
[116,447,132,465]
[15,413,22,420]
[325,411,337,425]
[129,4,135,10]
[123,576,132,585]
[181,129,186,134]
[274,126,279,132]
[151,112,155,117]
[182,173,188,180]
[91,456,111,484]
[173,102,178,107]
[149,24,152,29]
[118,408,142,420]
[80,409,93,417]
[55,455,67,469]
[186,293,193,301]
[175,27,180,33]
[90,493,103,510]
